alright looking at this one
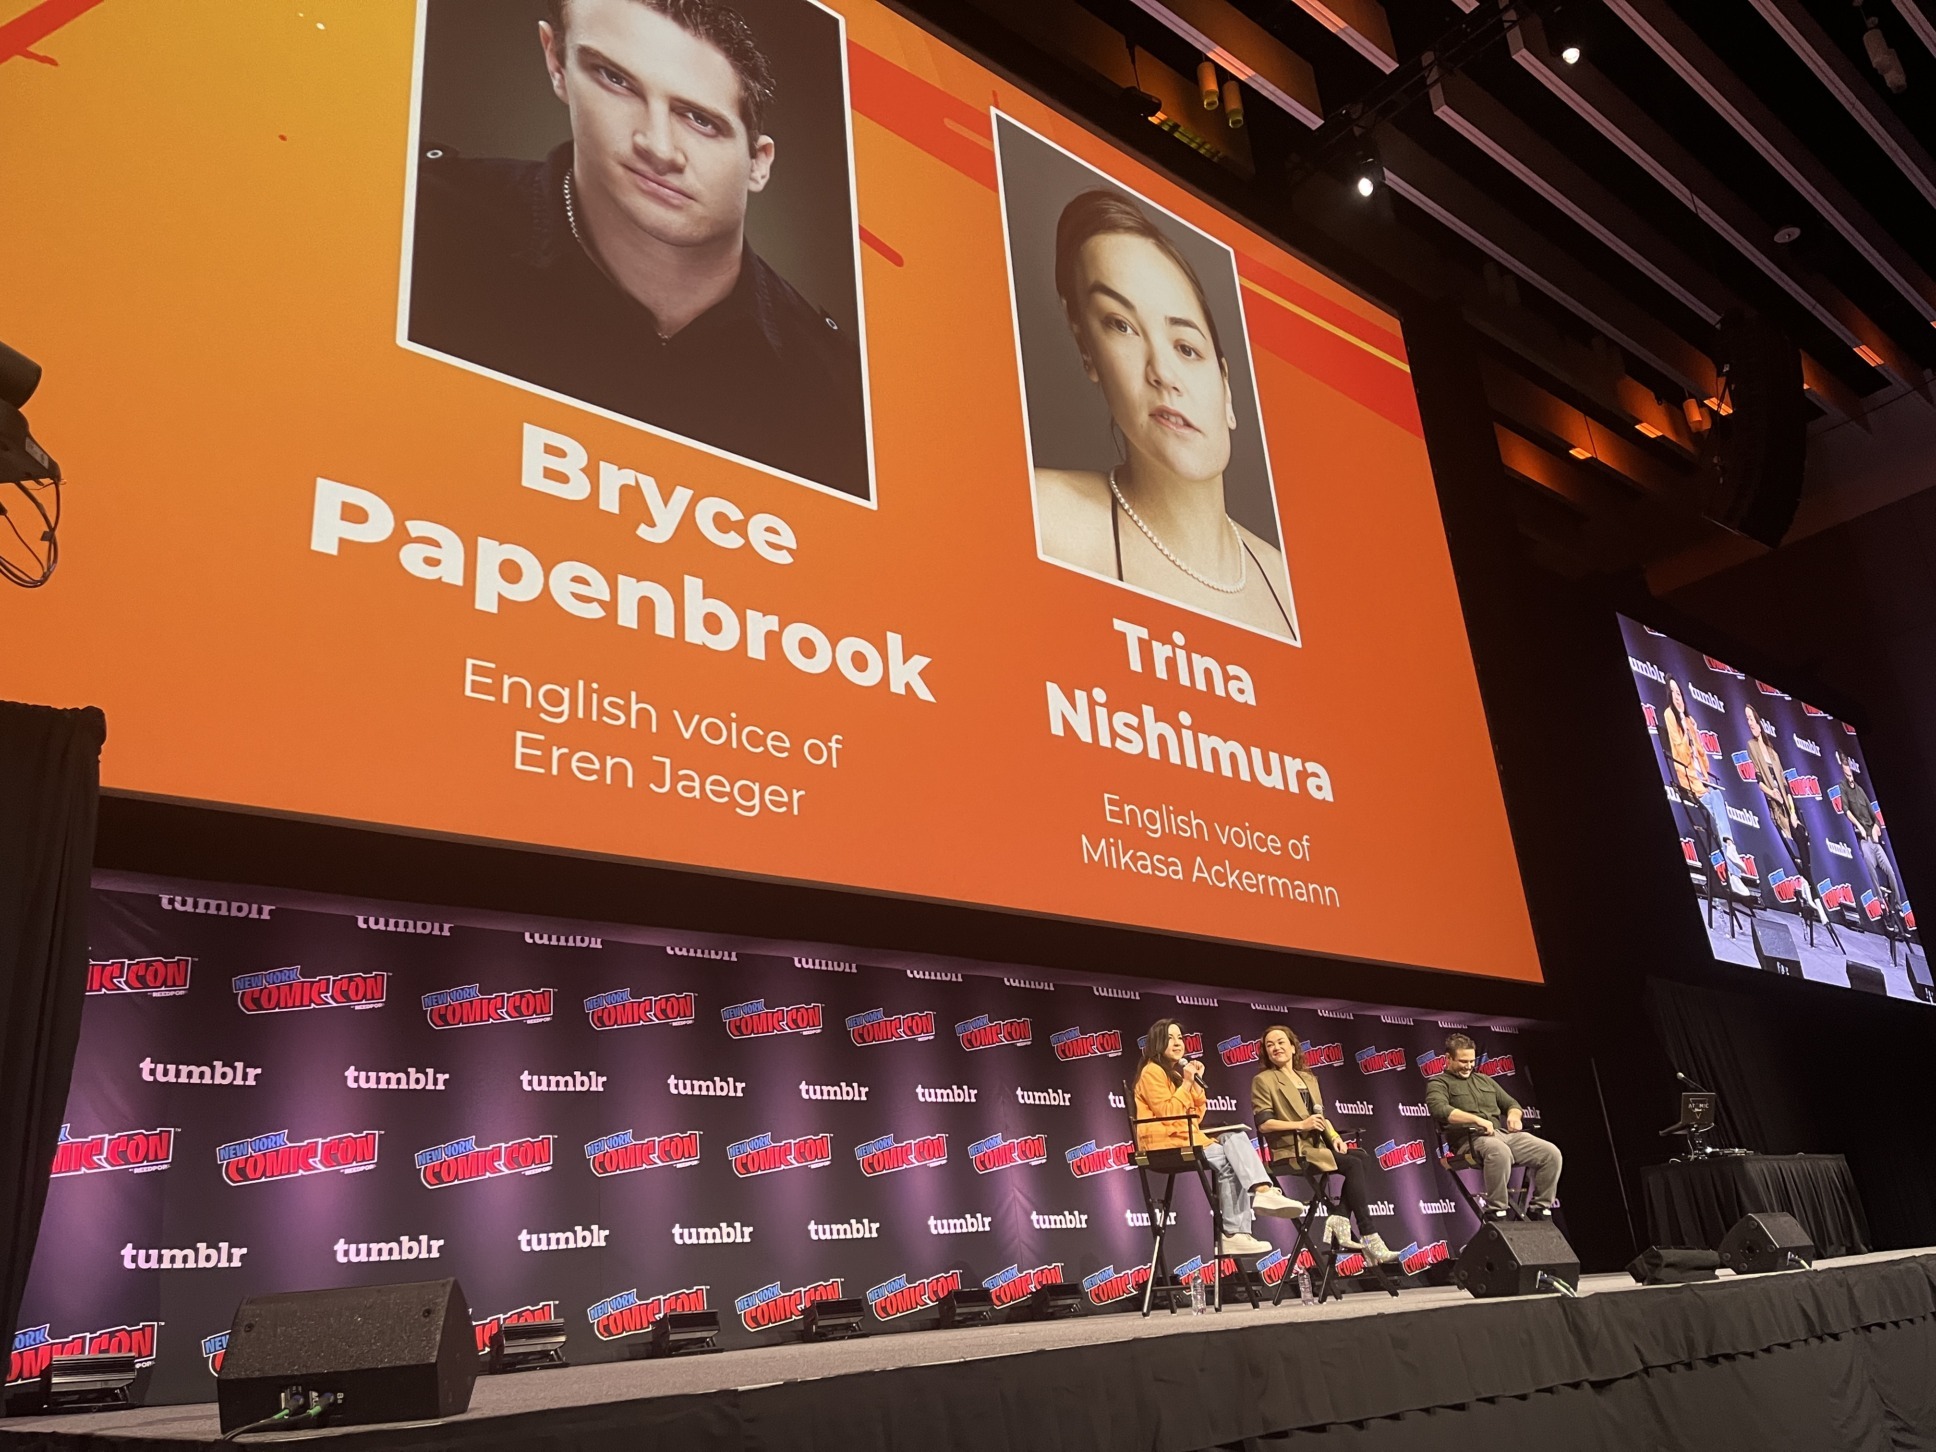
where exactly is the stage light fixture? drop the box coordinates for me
[1544,0,1589,67]
[485,1318,568,1373]
[1683,398,1711,433]
[1774,224,1802,245]
[938,1288,996,1328]
[1350,138,1384,199]
[1223,79,1245,127]
[1020,1283,1081,1321]
[1198,59,1220,109]
[0,338,62,590]
[649,1312,721,1357]
[801,1298,868,1341]
[24,1355,142,1414]
[1864,16,1908,93]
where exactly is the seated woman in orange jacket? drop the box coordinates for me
[1134,1017,1302,1256]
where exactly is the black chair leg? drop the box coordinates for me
[1137,1168,1179,1317]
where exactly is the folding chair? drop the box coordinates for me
[1123,1078,1261,1316]
[1262,1143,1400,1305]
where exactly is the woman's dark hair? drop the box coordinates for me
[1262,1023,1306,1074]
[1142,1017,1186,1084]
[1053,189,1226,364]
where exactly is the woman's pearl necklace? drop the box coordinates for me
[1109,468,1247,594]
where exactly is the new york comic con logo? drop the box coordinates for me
[421,984,554,1029]
[846,1007,937,1046]
[586,1286,709,1341]
[1479,1054,1515,1077]
[957,1013,1032,1050]
[1082,1263,1153,1305]
[51,1124,175,1177]
[866,1270,963,1321]
[1416,1049,1451,1077]
[201,1331,228,1375]
[471,1303,558,1356]
[216,1129,378,1185]
[722,998,823,1039]
[982,1264,1063,1309]
[1218,1035,1262,1067]
[1065,1139,1134,1177]
[968,1132,1048,1173]
[1051,1025,1122,1061]
[1302,1041,1344,1068]
[87,957,191,997]
[10,1323,160,1387]
[735,1279,843,1333]
[231,965,387,1014]
[583,987,696,1030]
[415,1133,555,1187]
[1399,1240,1451,1275]
[584,1129,701,1176]
[727,1131,832,1177]
[1375,1137,1427,1170]
[855,1133,947,1176]
[1355,1045,1407,1074]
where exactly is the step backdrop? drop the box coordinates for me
[12,875,1541,1404]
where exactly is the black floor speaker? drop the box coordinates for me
[1455,1221,1580,1298]
[1845,959,1889,995]
[216,1278,476,1432]
[1752,916,1802,976]
[1719,1212,1815,1274]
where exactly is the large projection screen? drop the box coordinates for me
[1619,614,1929,1001]
[4,0,1537,981]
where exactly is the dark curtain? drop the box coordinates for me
[1644,974,1936,1251]
[0,701,105,1345]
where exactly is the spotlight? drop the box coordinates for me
[22,1355,141,1414]
[650,1312,721,1357]
[1198,59,1219,110]
[1865,17,1907,93]
[0,338,62,590]
[484,1319,567,1373]
[1560,43,1582,64]
[1350,138,1384,199]
[1774,224,1802,245]
[800,1299,867,1341]
[1544,0,1592,67]
[938,1288,996,1328]
[1222,79,1244,127]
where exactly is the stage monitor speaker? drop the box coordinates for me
[1625,1246,1720,1285]
[1907,944,1932,1003]
[1705,312,1805,548]
[216,1278,476,1433]
[1845,959,1889,995]
[1455,1222,1580,1298]
[1752,916,1803,977]
[1718,1212,1815,1274]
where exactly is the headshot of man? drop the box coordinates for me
[999,119,1297,643]
[406,0,871,500]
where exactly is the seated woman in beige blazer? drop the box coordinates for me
[1250,1025,1399,1263]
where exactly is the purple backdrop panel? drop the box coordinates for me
[10,876,1543,1404]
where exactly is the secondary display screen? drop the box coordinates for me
[1619,615,1928,1001]
[6,0,1536,980]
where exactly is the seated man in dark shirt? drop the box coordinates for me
[1425,1032,1561,1220]
[408,0,870,499]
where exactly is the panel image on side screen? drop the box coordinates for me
[1619,614,1928,1004]
[994,113,1299,646]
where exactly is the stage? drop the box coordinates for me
[4,1249,1933,1452]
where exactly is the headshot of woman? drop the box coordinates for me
[1029,189,1296,641]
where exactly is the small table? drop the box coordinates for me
[1640,1153,1872,1257]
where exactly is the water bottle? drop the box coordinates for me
[1188,1276,1206,1314]
[1296,1267,1314,1307]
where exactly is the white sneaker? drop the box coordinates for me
[1361,1233,1401,1264]
[1251,1188,1305,1218]
[1221,1231,1273,1256]
[1323,1214,1360,1249]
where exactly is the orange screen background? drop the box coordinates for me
[2,0,1540,983]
